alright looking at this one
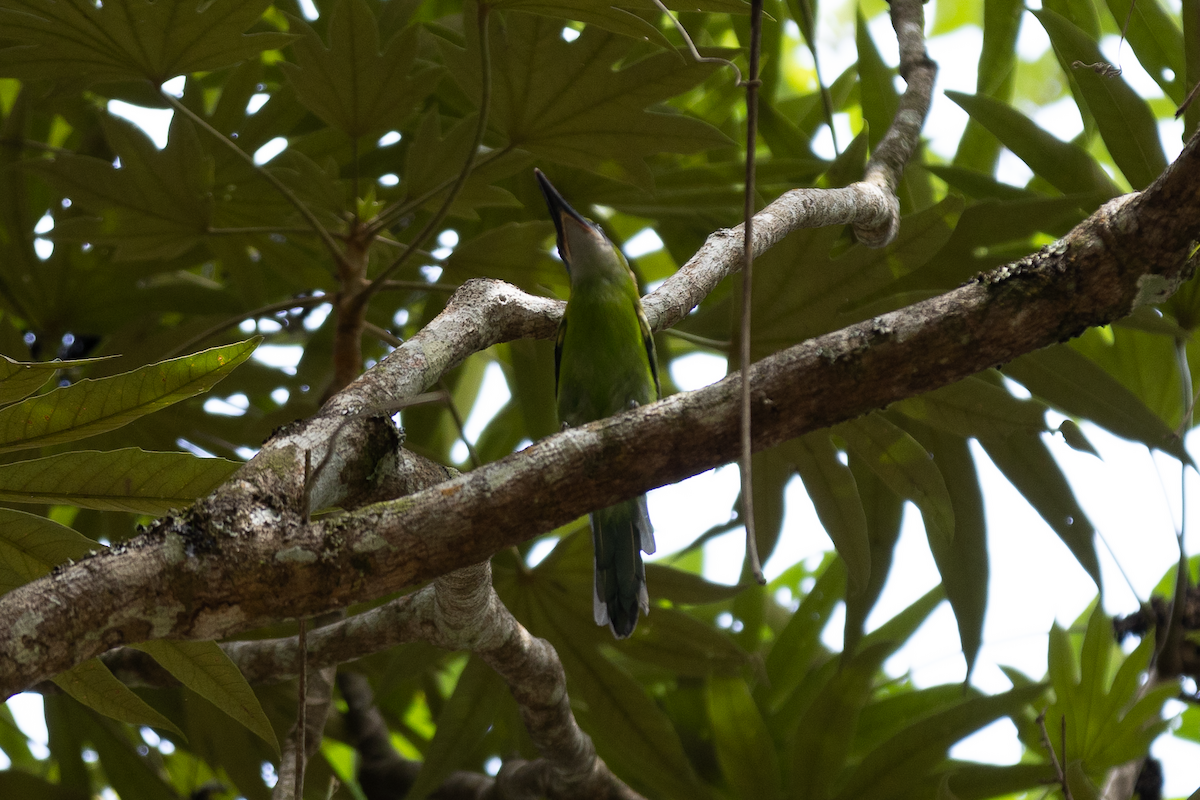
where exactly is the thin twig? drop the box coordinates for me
[1095,528,1143,604]
[377,278,461,293]
[164,294,329,359]
[662,328,731,351]
[206,226,318,236]
[162,93,345,264]
[1036,708,1072,800]
[1176,80,1200,118]
[1,137,80,156]
[295,617,307,800]
[363,321,481,468]
[649,0,746,86]
[740,0,766,585]
[366,145,513,238]
[358,5,493,303]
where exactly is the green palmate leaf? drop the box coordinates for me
[492,0,750,47]
[953,0,1022,171]
[541,614,709,800]
[752,195,961,361]
[499,531,708,800]
[407,656,504,800]
[1066,760,1100,800]
[0,508,99,594]
[396,110,528,220]
[790,642,892,800]
[1042,0,1101,37]
[946,90,1120,197]
[179,684,275,800]
[0,338,259,454]
[129,639,280,756]
[854,684,981,758]
[1034,9,1168,190]
[1074,324,1187,432]
[67,698,178,800]
[1044,607,1174,777]
[748,445,792,574]
[1002,343,1188,462]
[1056,606,1176,777]
[0,770,88,800]
[43,694,90,796]
[443,220,564,295]
[0,449,239,513]
[894,375,1048,439]
[0,354,117,406]
[442,12,730,184]
[790,432,870,594]
[903,421,988,678]
[939,763,1057,800]
[1077,603,1112,750]
[856,7,898,152]
[29,113,214,261]
[281,0,439,138]
[51,658,183,737]
[842,456,904,657]
[619,607,747,677]
[706,676,781,800]
[642,563,746,604]
[0,703,36,769]
[977,430,1102,585]
[763,559,846,712]
[831,685,1046,800]
[859,584,947,652]
[492,0,667,44]
[928,165,1037,202]
[836,413,955,546]
[0,0,293,84]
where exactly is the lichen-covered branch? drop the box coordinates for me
[4,120,1200,696]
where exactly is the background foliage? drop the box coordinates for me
[0,0,1198,798]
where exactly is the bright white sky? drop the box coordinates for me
[7,0,1200,796]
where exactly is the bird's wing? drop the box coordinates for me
[636,300,660,401]
[554,316,566,399]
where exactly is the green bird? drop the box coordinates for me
[536,168,660,639]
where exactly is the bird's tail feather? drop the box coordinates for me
[591,496,656,638]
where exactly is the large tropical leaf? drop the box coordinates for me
[0,339,258,453]
[51,658,183,737]
[131,639,280,756]
[0,0,293,84]
[0,448,239,513]
[281,0,439,138]
[0,508,101,594]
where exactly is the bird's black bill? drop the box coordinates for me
[534,168,589,264]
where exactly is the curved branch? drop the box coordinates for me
[4,123,1200,695]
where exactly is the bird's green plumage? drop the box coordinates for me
[536,169,659,639]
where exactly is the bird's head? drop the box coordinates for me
[535,168,620,277]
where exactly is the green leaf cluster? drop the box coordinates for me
[0,0,1196,797]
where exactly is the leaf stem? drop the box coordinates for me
[358,3,493,304]
[165,294,329,358]
[365,145,512,238]
[649,0,745,86]
[295,617,307,800]
[162,93,345,266]
[740,0,766,586]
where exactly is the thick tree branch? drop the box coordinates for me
[3,120,1200,696]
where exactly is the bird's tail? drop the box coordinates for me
[591,495,656,638]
